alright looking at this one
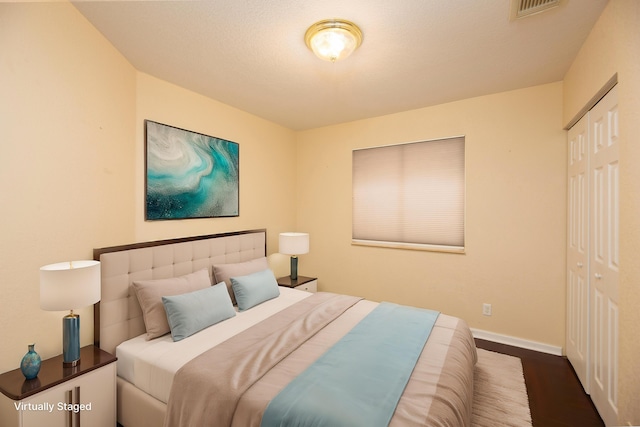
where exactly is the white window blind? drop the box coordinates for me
[352,136,465,252]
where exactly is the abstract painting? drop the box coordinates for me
[145,120,239,220]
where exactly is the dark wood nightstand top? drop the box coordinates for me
[0,345,116,401]
[277,275,317,288]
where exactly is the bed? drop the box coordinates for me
[93,229,477,427]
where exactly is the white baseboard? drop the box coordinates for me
[471,328,563,356]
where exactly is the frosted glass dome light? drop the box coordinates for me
[305,19,363,62]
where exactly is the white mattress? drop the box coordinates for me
[116,287,312,403]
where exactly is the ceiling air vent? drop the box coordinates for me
[510,0,562,20]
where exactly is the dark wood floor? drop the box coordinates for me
[475,339,604,427]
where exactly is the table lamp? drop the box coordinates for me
[40,260,101,367]
[279,232,309,281]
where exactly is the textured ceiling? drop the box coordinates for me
[73,0,608,131]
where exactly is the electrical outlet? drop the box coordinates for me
[482,303,492,316]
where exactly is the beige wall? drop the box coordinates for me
[0,3,136,371]
[563,0,640,424]
[0,2,297,374]
[134,73,297,256]
[296,82,567,348]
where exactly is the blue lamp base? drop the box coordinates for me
[62,312,80,367]
[290,256,299,281]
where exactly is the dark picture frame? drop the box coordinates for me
[145,120,239,220]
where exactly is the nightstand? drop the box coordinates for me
[0,345,116,427]
[277,275,318,292]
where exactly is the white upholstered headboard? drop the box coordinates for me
[93,229,267,355]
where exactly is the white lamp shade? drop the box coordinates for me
[40,260,101,311]
[279,232,310,255]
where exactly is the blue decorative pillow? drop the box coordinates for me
[230,269,280,311]
[162,282,236,342]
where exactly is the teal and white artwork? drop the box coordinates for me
[145,120,239,220]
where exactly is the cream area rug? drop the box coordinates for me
[472,349,533,427]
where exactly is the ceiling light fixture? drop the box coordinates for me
[304,19,363,63]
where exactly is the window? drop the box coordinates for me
[352,136,465,253]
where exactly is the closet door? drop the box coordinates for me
[589,85,619,426]
[566,114,590,392]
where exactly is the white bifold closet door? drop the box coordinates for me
[566,85,619,426]
[567,111,589,391]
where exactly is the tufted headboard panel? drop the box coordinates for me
[93,229,266,355]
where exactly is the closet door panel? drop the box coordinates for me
[567,85,619,425]
[589,85,619,426]
[566,114,589,391]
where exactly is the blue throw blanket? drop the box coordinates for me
[260,302,440,427]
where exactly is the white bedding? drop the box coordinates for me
[116,287,313,403]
